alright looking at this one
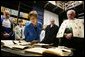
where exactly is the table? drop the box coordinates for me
[1,40,73,56]
[1,47,42,56]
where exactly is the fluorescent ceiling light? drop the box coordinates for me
[78,1,83,3]
[48,1,56,5]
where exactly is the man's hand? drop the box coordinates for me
[65,33,72,40]
[3,33,9,38]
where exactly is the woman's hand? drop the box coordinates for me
[31,40,39,45]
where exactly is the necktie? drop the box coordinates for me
[21,29,22,38]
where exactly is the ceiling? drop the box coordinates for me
[1,1,84,15]
[1,1,63,14]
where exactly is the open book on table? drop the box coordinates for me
[25,47,72,56]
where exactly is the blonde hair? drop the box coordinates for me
[29,10,38,18]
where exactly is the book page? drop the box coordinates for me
[25,47,47,54]
[43,47,72,56]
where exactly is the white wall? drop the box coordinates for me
[44,10,59,26]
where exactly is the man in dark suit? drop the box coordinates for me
[41,19,59,46]
[1,9,15,40]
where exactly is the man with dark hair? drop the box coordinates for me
[14,20,25,40]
